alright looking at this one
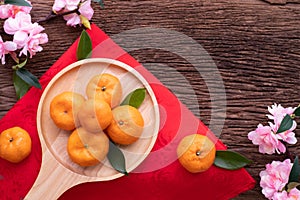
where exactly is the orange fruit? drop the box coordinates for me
[106,105,144,145]
[177,134,216,173]
[86,73,122,108]
[77,99,113,133]
[0,127,32,163]
[50,91,85,131]
[67,127,109,167]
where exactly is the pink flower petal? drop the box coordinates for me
[53,0,67,12]
[16,23,48,58]
[13,31,29,48]
[3,41,17,52]
[0,6,10,19]
[4,12,33,35]
[0,1,31,19]
[65,0,80,11]
[79,0,94,20]
[63,13,80,26]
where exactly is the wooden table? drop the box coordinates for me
[1,0,300,199]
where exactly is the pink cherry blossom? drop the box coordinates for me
[4,12,34,35]
[288,188,300,200]
[266,103,298,145]
[52,0,67,12]
[260,159,292,199]
[0,0,32,19]
[0,36,17,64]
[78,0,94,20]
[63,13,81,26]
[267,103,296,131]
[52,0,80,12]
[59,0,94,27]
[275,121,297,144]
[66,0,81,10]
[248,124,286,154]
[273,188,300,200]
[17,24,48,58]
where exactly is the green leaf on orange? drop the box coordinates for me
[4,0,31,7]
[277,114,293,134]
[107,141,128,175]
[120,88,146,109]
[76,30,92,61]
[214,150,251,170]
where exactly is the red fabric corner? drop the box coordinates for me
[0,24,255,200]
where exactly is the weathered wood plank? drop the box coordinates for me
[1,0,300,199]
[263,0,300,4]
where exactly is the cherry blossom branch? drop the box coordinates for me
[37,9,79,23]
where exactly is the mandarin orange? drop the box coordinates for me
[77,99,113,133]
[0,127,32,163]
[106,105,144,145]
[50,91,85,131]
[86,73,122,108]
[67,127,109,167]
[177,134,216,173]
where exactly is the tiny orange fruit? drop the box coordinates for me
[86,73,122,108]
[0,127,32,163]
[77,99,113,133]
[67,127,109,167]
[106,105,144,145]
[50,91,85,131]
[177,134,216,173]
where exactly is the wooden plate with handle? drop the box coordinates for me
[25,58,160,199]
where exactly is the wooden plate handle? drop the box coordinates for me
[24,149,84,200]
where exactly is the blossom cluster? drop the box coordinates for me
[260,159,300,200]
[0,1,48,64]
[248,103,300,199]
[248,103,297,154]
[0,0,97,99]
[0,0,95,65]
[52,0,94,29]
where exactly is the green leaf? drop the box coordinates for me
[294,106,300,117]
[76,30,92,61]
[107,141,128,175]
[15,68,42,89]
[277,114,293,134]
[93,0,104,8]
[120,88,146,108]
[214,150,251,170]
[13,71,30,100]
[288,156,300,183]
[4,0,31,7]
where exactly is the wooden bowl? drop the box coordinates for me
[25,58,160,199]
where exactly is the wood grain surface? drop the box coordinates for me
[1,0,300,199]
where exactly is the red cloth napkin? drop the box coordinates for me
[0,24,255,200]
